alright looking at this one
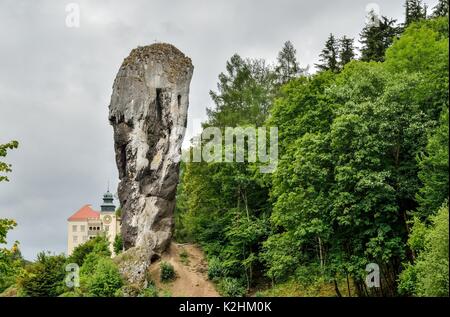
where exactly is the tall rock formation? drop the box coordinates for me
[109,43,193,286]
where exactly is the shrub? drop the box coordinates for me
[68,236,110,267]
[113,235,123,255]
[85,258,123,297]
[218,277,246,297]
[160,261,176,282]
[17,252,66,297]
[138,283,159,297]
[179,248,190,265]
[207,257,224,280]
[0,242,24,293]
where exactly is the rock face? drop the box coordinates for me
[109,43,193,285]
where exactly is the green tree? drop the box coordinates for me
[17,252,66,297]
[399,204,449,296]
[338,36,355,69]
[207,54,276,127]
[405,0,427,26]
[0,241,24,293]
[0,140,22,293]
[385,17,449,120]
[315,34,339,72]
[432,0,449,17]
[275,41,302,84]
[68,235,111,267]
[360,15,400,62]
[416,109,449,218]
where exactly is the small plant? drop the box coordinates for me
[207,257,223,280]
[179,248,190,266]
[218,277,246,297]
[138,283,159,297]
[160,261,176,282]
[113,234,123,255]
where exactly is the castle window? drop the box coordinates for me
[97,226,100,230]
[89,226,92,230]
[83,236,87,242]
[80,225,85,232]
[73,236,78,243]
[72,225,77,232]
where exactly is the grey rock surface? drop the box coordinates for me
[109,43,193,285]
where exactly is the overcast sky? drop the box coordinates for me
[0,0,438,260]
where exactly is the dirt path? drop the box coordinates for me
[147,243,220,297]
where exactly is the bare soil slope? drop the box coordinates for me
[148,243,219,297]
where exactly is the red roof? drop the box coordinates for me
[68,204,100,221]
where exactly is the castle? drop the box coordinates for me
[67,191,121,255]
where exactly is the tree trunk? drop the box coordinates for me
[346,273,351,297]
[334,279,342,297]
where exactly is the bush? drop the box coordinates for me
[17,252,66,297]
[217,277,246,297]
[160,261,176,282]
[84,257,123,297]
[179,248,190,265]
[113,235,123,255]
[0,242,24,293]
[207,257,224,280]
[138,283,159,297]
[68,236,110,267]
[399,204,449,296]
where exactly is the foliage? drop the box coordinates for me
[115,207,122,218]
[68,235,111,267]
[398,204,449,296]
[217,277,246,297]
[113,234,123,255]
[83,257,123,297]
[207,256,225,280]
[160,261,176,282]
[0,139,18,182]
[315,34,339,72]
[432,0,449,17]
[339,36,355,68]
[405,0,427,26]
[0,241,24,293]
[0,219,16,245]
[138,282,159,297]
[17,252,66,297]
[275,41,303,84]
[360,15,400,62]
[179,248,190,266]
[206,54,277,127]
[416,109,449,218]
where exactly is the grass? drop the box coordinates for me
[254,278,356,297]
[179,248,190,266]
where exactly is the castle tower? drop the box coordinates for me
[101,190,116,212]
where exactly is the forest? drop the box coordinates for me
[0,0,449,297]
[174,0,449,297]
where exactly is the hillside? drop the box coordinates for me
[147,243,219,297]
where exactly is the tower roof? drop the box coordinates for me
[101,190,116,212]
[68,204,100,221]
